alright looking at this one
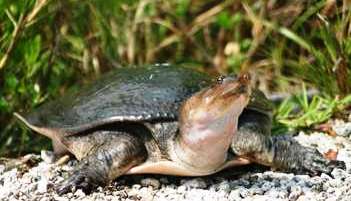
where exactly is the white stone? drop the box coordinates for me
[37,177,48,193]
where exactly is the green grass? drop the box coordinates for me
[273,84,351,134]
[0,0,350,156]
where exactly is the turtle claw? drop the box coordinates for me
[289,148,346,176]
[56,172,96,195]
[270,137,346,176]
[328,160,346,170]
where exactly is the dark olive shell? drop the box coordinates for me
[24,64,273,136]
[25,64,212,135]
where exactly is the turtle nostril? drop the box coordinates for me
[239,73,251,83]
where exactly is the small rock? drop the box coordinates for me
[0,165,4,174]
[211,180,231,193]
[320,173,332,181]
[180,178,207,189]
[228,189,242,200]
[37,177,48,193]
[159,177,169,184]
[66,192,74,198]
[40,197,52,201]
[265,188,288,199]
[96,186,104,192]
[327,178,343,188]
[331,168,347,180]
[333,121,351,137]
[248,185,264,195]
[289,186,303,200]
[260,182,274,192]
[138,187,154,201]
[41,150,55,164]
[53,196,69,201]
[74,189,86,197]
[140,178,160,189]
[294,174,311,183]
[236,178,250,187]
[132,184,141,190]
[55,155,70,166]
[239,187,250,198]
[177,185,186,193]
[67,160,78,167]
[310,178,324,192]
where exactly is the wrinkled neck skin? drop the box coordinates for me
[174,102,245,171]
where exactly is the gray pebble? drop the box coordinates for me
[140,178,160,189]
[159,177,169,184]
[138,187,154,201]
[54,196,69,201]
[74,189,86,197]
[213,180,231,193]
[41,150,55,164]
[132,184,141,190]
[265,188,288,199]
[328,178,342,188]
[37,177,48,193]
[177,185,186,193]
[239,187,250,198]
[333,121,351,137]
[311,182,324,192]
[67,160,78,167]
[289,186,303,200]
[260,182,274,192]
[320,173,332,181]
[331,168,347,180]
[294,174,311,182]
[249,185,264,195]
[228,189,242,200]
[180,178,207,189]
[0,165,4,174]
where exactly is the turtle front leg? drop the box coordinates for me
[56,132,147,195]
[232,110,345,175]
[233,133,345,175]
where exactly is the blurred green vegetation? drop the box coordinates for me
[0,0,350,156]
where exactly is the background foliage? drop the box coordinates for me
[0,0,350,156]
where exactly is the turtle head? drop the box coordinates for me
[176,73,251,170]
[184,73,251,119]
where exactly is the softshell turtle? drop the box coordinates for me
[15,64,344,194]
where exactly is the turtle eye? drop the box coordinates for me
[216,75,236,84]
[216,76,225,84]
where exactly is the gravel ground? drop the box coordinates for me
[1,119,351,201]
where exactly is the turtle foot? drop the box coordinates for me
[273,140,346,176]
[55,132,147,195]
[56,170,101,195]
[290,147,346,176]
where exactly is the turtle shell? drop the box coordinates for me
[20,64,273,136]
[23,64,212,135]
